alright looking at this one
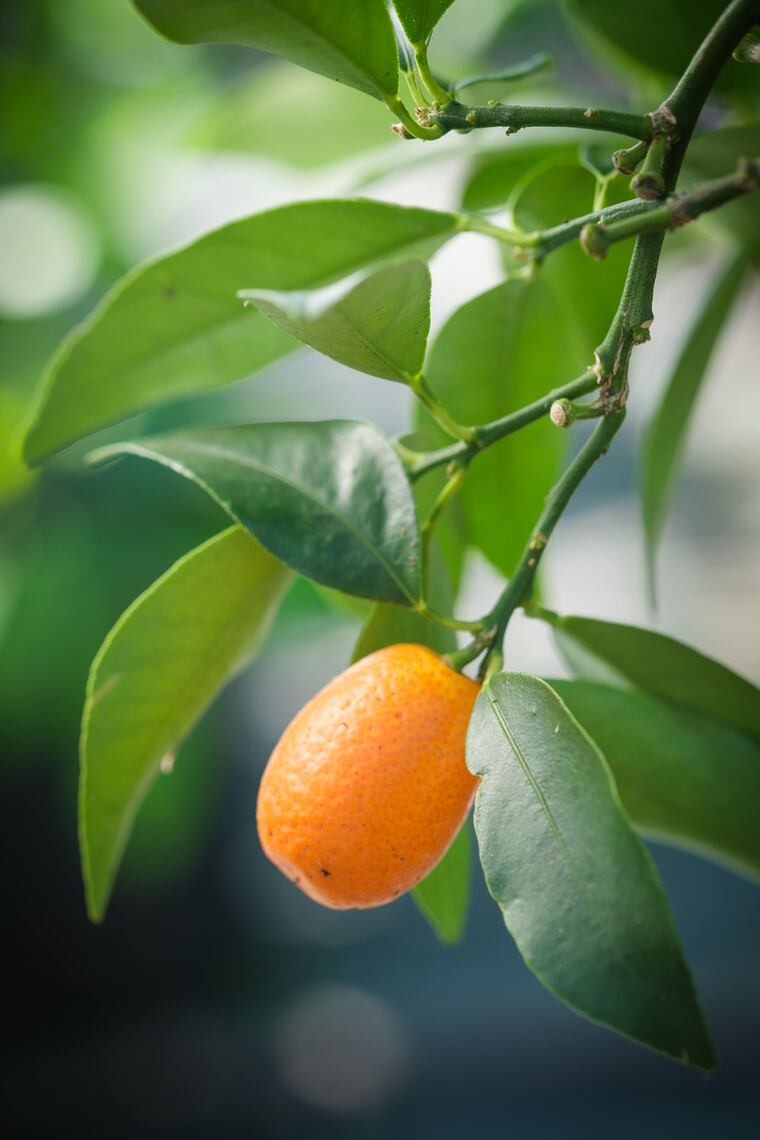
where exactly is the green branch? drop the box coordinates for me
[404,372,599,481]
[443,0,759,667]
[460,197,654,256]
[482,411,625,661]
[429,101,652,141]
[581,160,760,259]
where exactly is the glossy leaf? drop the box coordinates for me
[91,421,422,606]
[393,0,457,45]
[468,672,715,1069]
[133,0,399,100]
[412,821,471,944]
[551,680,760,879]
[541,611,760,739]
[24,199,458,463]
[641,253,746,595]
[241,260,430,383]
[81,526,292,922]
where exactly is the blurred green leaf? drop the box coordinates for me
[412,820,471,943]
[541,611,760,739]
[133,0,399,99]
[393,1,457,45]
[352,596,454,662]
[188,62,392,166]
[461,141,575,212]
[91,421,422,605]
[641,253,746,597]
[686,127,760,261]
[24,199,459,464]
[0,387,35,506]
[569,0,751,95]
[551,679,760,879]
[468,672,715,1069]
[241,260,430,382]
[512,159,632,345]
[578,142,617,179]
[418,272,585,578]
[81,525,292,922]
[441,159,629,579]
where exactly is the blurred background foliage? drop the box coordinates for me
[1,1,758,1136]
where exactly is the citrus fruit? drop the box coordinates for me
[257,643,480,909]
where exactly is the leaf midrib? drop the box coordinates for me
[483,681,693,1037]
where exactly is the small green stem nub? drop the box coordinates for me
[631,136,668,200]
[582,160,760,260]
[613,140,649,175]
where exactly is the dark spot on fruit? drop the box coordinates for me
[320,867,331,877]
[163,285,176,300]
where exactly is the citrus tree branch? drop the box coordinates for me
[448,0,759,668]
[429,101,652,140]
[580,159,760,259]
[403,372,599,481]
[482,410,625,664]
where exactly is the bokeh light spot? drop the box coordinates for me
[0,185,99,318]
[274,984,408,1112]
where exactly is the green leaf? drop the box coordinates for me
[417,274,584,578]
[468,672,715,1069]
[91,420,422,606]
[23,199,458,463]
[80,526,292,922]
[412,821,471,944]
[241,260,430,383]
[550,680,760,879]
[461,141,574,213]
[351,595,454,662]
[641,253,746,596]
[393,0,457,45]
[352,539,455,662]
[133,0,399,100]
[569,0,752,96]
[686,127,760,262]
[510,159,632,347]
[188,62,392,167]
[540,611,760,739]
[0,386,35,506]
